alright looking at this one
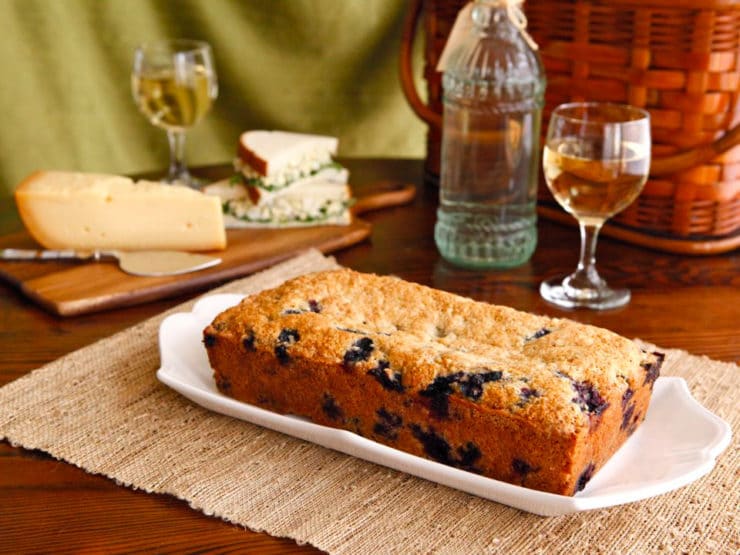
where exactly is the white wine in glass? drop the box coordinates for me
[540,102,651,310]
[131,39,218,188]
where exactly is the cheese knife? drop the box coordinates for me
[0,248,222,277]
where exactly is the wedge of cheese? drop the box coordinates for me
[15,171,226,251]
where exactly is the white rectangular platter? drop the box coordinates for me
[157,293,731,516]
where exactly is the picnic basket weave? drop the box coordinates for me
[400,0,740,254]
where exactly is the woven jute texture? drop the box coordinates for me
[1,249,737,554]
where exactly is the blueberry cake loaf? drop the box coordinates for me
[203,269,663,496]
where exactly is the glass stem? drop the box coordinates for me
[166,129,190,184]
[574,222,604,287]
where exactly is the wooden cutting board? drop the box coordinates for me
[0,183,415,316]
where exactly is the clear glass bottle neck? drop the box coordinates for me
[471,2,517,36]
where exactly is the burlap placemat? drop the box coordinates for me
[1,249,737,554]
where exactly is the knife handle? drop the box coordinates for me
[0,248,96,261]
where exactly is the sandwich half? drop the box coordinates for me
[235,130,347,194]
[206,178,352,228]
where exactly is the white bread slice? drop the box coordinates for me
[15,171,226,251]
[237,130,338,177]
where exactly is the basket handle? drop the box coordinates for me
[650,122,740,176]
[399,0,442,130]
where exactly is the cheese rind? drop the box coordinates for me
[15,171,227,251]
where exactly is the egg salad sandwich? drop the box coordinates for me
[205,130,353,227]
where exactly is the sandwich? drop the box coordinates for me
[205,130,353,227]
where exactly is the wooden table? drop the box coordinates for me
[1,159,738,553]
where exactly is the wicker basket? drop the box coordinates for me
[400,0,740,254]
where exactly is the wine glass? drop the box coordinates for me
[540,102,651,310]
[131,39,218,188]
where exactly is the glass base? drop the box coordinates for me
[540,274,631,310]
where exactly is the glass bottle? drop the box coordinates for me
[435,0,545,269]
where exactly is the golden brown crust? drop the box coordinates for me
[203,269,662,495]
[237,137,268,176]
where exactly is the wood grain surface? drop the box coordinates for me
[1,158,738,554]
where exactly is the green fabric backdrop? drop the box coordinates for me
[0,0,426,196]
